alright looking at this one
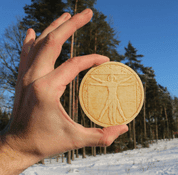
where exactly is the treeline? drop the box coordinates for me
[0,0,178,164]
[0,109,10,131]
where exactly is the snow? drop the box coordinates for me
[21,139,178,175]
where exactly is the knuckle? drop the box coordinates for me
[68,16,79,30]
[44,32,56,47]
[67,57,80,68]
[68,57,82,71]
[98,138,109,147]
[100,129,114,147]
[105,139,113,147]
[67,56,79,64]
[100,135,113,147]
[98,134,113,147]
[32,79,43,92]
[50,20,59,27]
[32,79,48,95]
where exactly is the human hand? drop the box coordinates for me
[2,8,128,170]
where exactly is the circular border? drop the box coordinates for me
[79,61,144,127]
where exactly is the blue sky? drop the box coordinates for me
[0,0,178,98]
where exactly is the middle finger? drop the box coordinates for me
[36,13,71,43]
[26,13,71,73]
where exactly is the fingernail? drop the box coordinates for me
[63,13,69,19]
[81,9,91,15]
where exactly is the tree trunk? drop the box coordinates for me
[76,149,79,158]
[75,71,79,159]
[67,27,75,164]
[62,154,64,163]
[93,123,96,157]
[155,109,158,142]
[163,120,165,140]
[164,105,169,139]
[80,106,86,159]
[71,0,78,161]
[129,123,132,141]
[82,147,86,158]
[100,147,102,155]
[90,120,94,156]
[150,125,152,143]
[56,154,60,162]
[71,76,75,161]
[50,157,51,164]
[143,82,147,140]
[92,28,97,157]
[104,146,107,155]
[71,150,75,161]
[133,119,136,149]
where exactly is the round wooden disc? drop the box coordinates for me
[79,61,144,127]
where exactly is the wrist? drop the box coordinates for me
[0,134,41,175]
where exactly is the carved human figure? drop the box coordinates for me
[89,74,133,124]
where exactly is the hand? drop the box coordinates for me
[1,8,128,173]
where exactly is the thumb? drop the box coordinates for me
[82,125,128,147]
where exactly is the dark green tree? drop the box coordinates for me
[0,109,9,131]
[81,9,122,61]
[142,67,159,143]
[22,0,66,34]
[173,96,178,133]
[158,85,174,139]
[124,41,144,148]
[124,41,144,74]
[22,0,69,68]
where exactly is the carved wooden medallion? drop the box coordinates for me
[79,61,144,127]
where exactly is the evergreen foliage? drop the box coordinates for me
[0,0,178,162]
[0,109,10,131]
[124,41,144,74]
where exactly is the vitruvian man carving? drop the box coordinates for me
[89,74,134,124]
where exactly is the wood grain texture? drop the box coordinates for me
[79,61,144,127]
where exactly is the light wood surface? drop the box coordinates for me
[79,61,144,127]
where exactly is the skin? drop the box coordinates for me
[0,9,128,175]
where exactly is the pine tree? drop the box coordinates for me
[124,41,144,74]
[0,109,9,131]
[141,66,157,144]
[22,0,69,67]
[22,0,66,33]
[173,97,178,133]
[124,41,144,148]
[78,9,122,62]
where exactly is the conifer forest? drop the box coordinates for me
[0,0,178,164]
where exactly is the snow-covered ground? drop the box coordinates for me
[21,138,178,175]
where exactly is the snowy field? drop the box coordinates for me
[21,138,178,175]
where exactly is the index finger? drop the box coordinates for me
[28,9,93,83]
[49,54,110,95]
